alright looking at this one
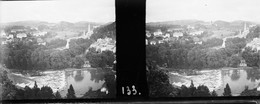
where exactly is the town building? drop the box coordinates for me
[33,31,47,37]
[6,35,14,40]
[164,33,170,38]
[153,29,163,37]
[17,33,27,39]
[239,59,247,67]
[86,24,93,36]
[158,40,164,44]
[172,32,183,38]
[146,31,152,38]
[189,30,204,36]
[0,30,6,37]
[150,41,156,45]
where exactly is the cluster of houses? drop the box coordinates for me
[146,27,205,45]
[0,28,48,46]
[89,37,116,53]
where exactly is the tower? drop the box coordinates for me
[244,22,247,32]
[86,24,93,36]
[88,24,91,33]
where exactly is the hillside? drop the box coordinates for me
[91,22,116,41]
[1,21,103,32]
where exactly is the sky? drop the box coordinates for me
[147,0,260,23]
[0,0,115,23]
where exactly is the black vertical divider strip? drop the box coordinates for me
[116,0,148,99]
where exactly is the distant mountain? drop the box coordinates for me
[2,20,106,32]
[2,20,50,28]
[75,21,103,26]
[146,19,207,32]
[146,20,260,32]
[147,19,205,26]
[213,20,230,27]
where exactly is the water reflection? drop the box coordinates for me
[89,68,106,83]
[218,67,260,95]
[64,68,106,97]
[74,70,84,82]
[222,70,231,76]
[231,70,240,81]
[246,68,260,82]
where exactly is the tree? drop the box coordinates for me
[72,56,84,68]
[202,38,223,48]
[3,29,39,70]
[147,61,178,97]
[246,26,260,41]
[211,90,218,96]
[242,47,259,67]
[223,83,232,96]
[23,86,34,99]
[66,84,76,99]
[189,80,196,96]
[32,81,40,99]
[69,38,93,56]
[2,77,17,100]
[86,48,115,68]
[206,49,226,68]
[187,48,207,69]
[193,85,211,97]
[38,86,54,99]
[46,38,67,49]
[240,86,260,96]
[55,91,62,99]
[104,73,116,98]
[225,37,246,54]
[227,55,241,68]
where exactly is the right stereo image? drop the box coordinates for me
[146,0,260,97]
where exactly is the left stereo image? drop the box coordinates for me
[0,0,116,100]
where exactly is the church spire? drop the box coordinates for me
[88,24,91,32]
[244,22,247,31]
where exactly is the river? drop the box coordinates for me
[9,68,115,98]
[169,67,260,96]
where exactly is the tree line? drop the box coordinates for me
[146,35,247,69]
[242,47,260,67]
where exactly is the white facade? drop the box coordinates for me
[190,31,204,36]
[187,25,195,29]
[17,33,27,39]
[164,33,170,38]
[195,41,202,44]
[1,41,7,45]
[158,40,164,44]
[89,37,116,53]
[0,30,6,37]
[34,31,47,37]
[172,32,183,38]
[146,32,152,38]
[7,35,14,39]
[153,30,163,37]
[38,42,46,46]
[86,24,93,36]
[150,41,156,45]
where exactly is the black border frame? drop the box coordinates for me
[1,0,260,103]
